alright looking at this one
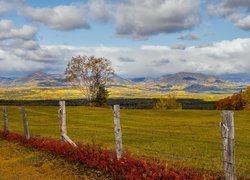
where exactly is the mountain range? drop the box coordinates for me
[218,73,250,85]
[0,71,248,94]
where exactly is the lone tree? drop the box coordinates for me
[65,55,114,106]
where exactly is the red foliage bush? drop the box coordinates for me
[216,93,245,110]
[0,131,219,179]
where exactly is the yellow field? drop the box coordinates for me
[0,87,230,101]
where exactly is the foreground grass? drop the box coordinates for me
[0,106,249,177]
[0,139,110,179]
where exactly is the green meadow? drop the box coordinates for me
[0,106,249,176]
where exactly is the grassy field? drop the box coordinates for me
[0,106,249,177]
[0,87,231,101]
[0,139,110,179]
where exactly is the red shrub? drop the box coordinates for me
[216,93,245,110]
[0,131,219,179]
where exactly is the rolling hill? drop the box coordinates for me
[0,71,247,100]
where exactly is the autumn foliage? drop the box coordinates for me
[65,56,114,106]
[216,86,250,110]
[0,131,220,179]
[216,93,245,110]
[243,86,250,110]
[155,94,182,110]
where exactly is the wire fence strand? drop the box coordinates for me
[0,105,249,177]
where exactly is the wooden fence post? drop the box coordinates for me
[221,111,236,180]
[59,101,67,143]
[21,106,30,140]
[2,106,8,133]
[58,101,77,147]
[113,105,123,160]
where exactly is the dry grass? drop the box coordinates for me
[0,139,111,180]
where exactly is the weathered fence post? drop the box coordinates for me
[2,106,8,133]
[58,101,77,147]
[221,111,236,180]
[21,106,30,140]
[113,105,123,160]
[59,101,67,143]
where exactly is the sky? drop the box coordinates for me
[0,0,249,78]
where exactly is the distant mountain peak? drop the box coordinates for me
[173,72,208,78]
[158,72,225,88]
[0,71,245,94]
[28,71,48,77]
[176,72,204,76]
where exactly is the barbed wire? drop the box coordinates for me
[1,105,249,173]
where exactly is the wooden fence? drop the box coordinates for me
[221,111,236,180]
[2,102,236,180]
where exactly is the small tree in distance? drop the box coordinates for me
[65,55,114,106]
[155,93,182,110]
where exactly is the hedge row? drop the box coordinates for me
[0,132,221,179]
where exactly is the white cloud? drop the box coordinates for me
[0,39,39,51]
[153,59,171,67]
[115,0,201,39]
[0,38,250,77]
[0,0,202,38]
[222,0,250,8]
[18,4,89,30]
[236,15,250,30]
[88,0,113,22]
[208,0,250,31]
[0,20,37,40]
[170,44,186,50]
[178,33,199,41]
[0,1,13,14]
[118,57,136,62]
